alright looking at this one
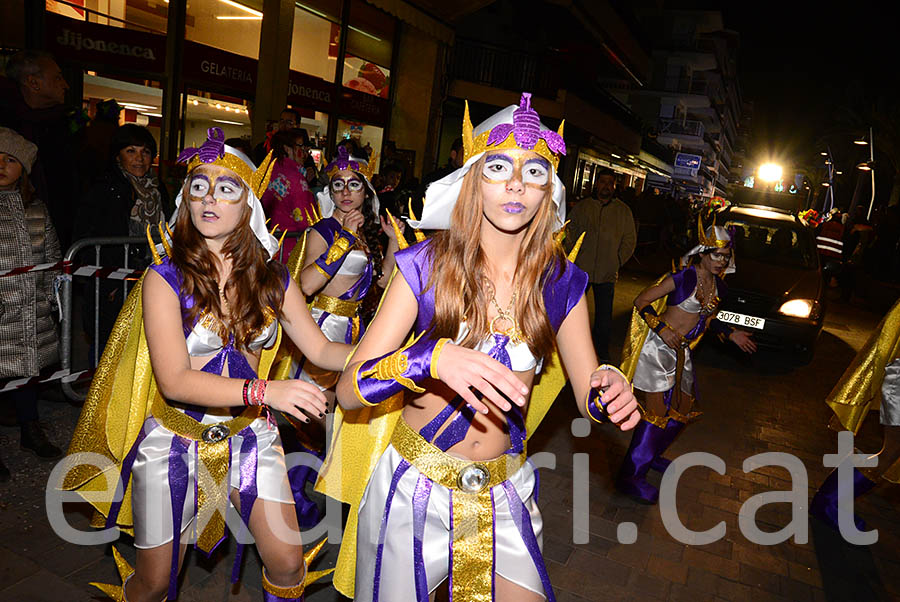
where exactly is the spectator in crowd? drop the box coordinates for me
[260,127,316,258]
[0,128,63,476]
[253,107,302,165]
[1,50,81,249]
[377,162,403,194]
[841,209,875,302]
[224,136,254,159]
[566,167,637,362]
[416,137,464,217]
[79,98,122,193]
[74,124,169,354]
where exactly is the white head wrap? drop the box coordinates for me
[316,147,380,219]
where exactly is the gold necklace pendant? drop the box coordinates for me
[488,289,521,343]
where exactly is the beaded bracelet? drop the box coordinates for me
[242,379,252,406]
[245,378,268,406]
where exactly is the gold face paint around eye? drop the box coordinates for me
[186,166,247,204]
[482,152,551,190]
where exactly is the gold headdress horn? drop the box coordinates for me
[697,214,730,249]
[385,209,409,250]
[567,232,585,262]
[462,101,475,163]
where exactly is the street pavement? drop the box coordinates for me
[1,266,898,601]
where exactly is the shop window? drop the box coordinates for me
[83,71,163,138]
[291,3,342,82]
[337,119,382,171]
[183,92,252,147]
[46,0,167,33]
[186,0,262,60]
[342,0,393,98]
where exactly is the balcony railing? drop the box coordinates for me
[658,118,704,137]
[662,77,709,95]
[450,38,561,99]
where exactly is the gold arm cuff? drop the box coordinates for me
[642,412,670,429]
[311,293,361,318]
[430,338,452,380]
[353,362,378,407]
[313,263,330,279]
[325,236,352,265]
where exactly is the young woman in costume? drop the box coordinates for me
[320,93,641,602]
[64,128,345,602]
[294,145,402,400]
[809,299,900,532]
[617,220,756,504]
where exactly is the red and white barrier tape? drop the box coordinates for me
[0,260,70,278]
[0,368,94,393]
[0,260,145,281]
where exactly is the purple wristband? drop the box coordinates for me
[354,334,451,406]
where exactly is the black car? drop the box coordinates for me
[715,205,825,364]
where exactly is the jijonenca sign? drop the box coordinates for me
[56,29,157,59]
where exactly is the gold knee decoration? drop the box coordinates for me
[261,538,334,598]
[90,546,141,601]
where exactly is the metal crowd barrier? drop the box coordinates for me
[59,231,303,401]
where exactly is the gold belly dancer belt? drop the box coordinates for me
[153,397,261,553]
[391,416,527,602]
[311,294,361,318]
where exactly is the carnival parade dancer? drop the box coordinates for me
[61,128,345,602]
[617,218,756,504]
[318,93,641,602]
[810,297,900,531]
[277,146,402,529]
[293,145,402,399]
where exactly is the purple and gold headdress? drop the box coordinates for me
[316,145,380,219]
[413,92,568,231]
[163,127,280,260]
[463,92,566,171]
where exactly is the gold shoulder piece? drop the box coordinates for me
[146,224,162,265]
[278,230,288,250]
[385,208,409,250]
[157,222,172,258]
[407,199,418,222]
[567,231,585,262]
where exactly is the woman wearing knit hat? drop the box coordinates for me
[0,127,64,480]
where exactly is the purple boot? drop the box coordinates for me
[616,418,671,503]
[810,466,878,532]
[648,418,686,473]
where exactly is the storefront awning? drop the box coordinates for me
[367,0,454,44]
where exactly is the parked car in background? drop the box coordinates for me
[716,204,824,364]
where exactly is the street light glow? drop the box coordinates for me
[758,163,783,182]
[853,138,868,145]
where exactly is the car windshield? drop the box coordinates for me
[723,216,818,269]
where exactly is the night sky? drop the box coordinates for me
[720,2,898,154]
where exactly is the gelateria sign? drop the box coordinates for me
[182,41,256,96]
[45,12,165,73]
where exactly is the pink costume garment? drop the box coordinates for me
[260,156,316,257]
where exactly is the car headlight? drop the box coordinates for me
[779,299,812,318]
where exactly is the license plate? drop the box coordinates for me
[717,311,766,330]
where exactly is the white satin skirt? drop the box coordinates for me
[131,414,294,549]
[632,329,694,395]
[294,307,350,391]
[354,444,546,600]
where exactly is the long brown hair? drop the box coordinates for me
[170,176,285,349]
[426,156,565,361]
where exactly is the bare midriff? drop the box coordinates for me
[401,369,536,461]
[658,304,700,338]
